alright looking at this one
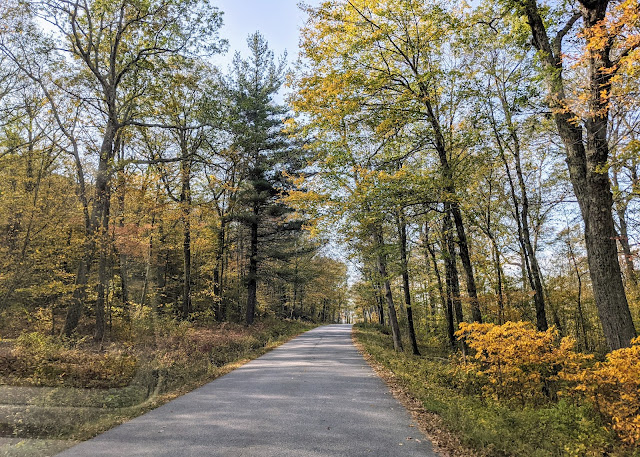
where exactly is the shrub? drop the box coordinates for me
[15,331,65,359]
[8,331,137,388]
[567,336,640,445]
[455,321,591,406]
[457,322,640,449]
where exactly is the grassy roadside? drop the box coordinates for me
[0,318,314,455]
[353,323,637,457]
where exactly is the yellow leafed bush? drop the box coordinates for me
[567,336,640,445]
[455,321,590,406]
[457,322,640,446]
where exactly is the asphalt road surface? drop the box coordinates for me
[56,324,438,456]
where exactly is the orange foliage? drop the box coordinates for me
[113,223,149,258]
[583,0,640,64]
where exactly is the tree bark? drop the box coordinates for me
[397,212,420,355]
[246,208,259,325]
[374,228,403,352]
[521,0,636,349]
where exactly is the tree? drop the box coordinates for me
[226,32,300,325]
[0,0,225,338]
[467,12,550,330]
[297,0,483,324]
[155,60,222,319]
[511,0,638,349]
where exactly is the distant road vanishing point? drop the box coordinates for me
[57,325,439,457]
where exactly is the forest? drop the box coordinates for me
[0,1,347,338]
[0,0,639,455]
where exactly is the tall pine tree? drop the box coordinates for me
[227,32,304,325]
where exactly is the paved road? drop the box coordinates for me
[56,325,438,456]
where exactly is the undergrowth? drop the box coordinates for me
[353,323,639,457]
[0,317,313,445]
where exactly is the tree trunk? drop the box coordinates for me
[441,211,460,351]
[491,238,505,325]
[444,208,464,327]
[449,204,482,323]
[493,111,548,330]
[397,212,420,355]
[617,209,637,287]
[481,171,505,325]
[180,157,192,320]
[417,86,482,324]
[94,248,107,343]
[368,269,385,325]
[119,253,129,312]
[612,168,637,287]
[374,228,403,352]
[64,253,91,337]
[116,152,130,321]
[94,191,111,343]
[214,218,226,320]
[522,0,636,350]
[492,86,549,330]
[246,209,259,325]
[421,227,437,331]
[141,209,156,309]
[566,234,588,350]
[64,121,116,337]
[425,222,447,336]
[375,281,386,325]
[512,129,548,331]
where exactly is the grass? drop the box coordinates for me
[353,323,639,457]
[0,317,314,455]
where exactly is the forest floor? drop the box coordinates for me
[352,323,638,457]
[0,318,313,457]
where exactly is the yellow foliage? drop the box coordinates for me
[458,322,640,445]
[566,337,640,445]
[455,321,590,405]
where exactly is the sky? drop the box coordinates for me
[210,1,321,71]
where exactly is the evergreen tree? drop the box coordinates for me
[227,32,304,325]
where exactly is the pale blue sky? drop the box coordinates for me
[210,1,321,70]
